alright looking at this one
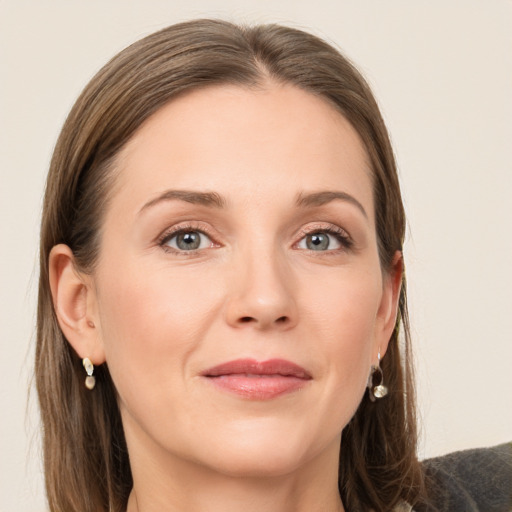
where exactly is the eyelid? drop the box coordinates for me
[157,221,220,252]
[155,220,354,254]
[293,222,354,250]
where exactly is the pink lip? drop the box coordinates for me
[201,358,312,400]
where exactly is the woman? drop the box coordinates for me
[34,18,482,512]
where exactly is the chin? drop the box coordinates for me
[189,420,332,479]
[207,447,308,479]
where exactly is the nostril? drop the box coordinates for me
[235,315,291,327]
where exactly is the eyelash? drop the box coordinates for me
[294,224,354,252]
[157,222,353,255]
[157,222,217,255]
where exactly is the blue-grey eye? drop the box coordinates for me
[298,232,342,251]
[165,231,211,251]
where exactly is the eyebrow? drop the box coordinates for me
[295,191,368,218]
[139,189,226,214]
[139,188,367,218]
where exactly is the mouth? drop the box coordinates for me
[201,358,312,400]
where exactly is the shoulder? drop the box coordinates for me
[416,442,512,512]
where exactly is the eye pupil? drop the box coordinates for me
[307,233,329,251]
[177,232,201,250]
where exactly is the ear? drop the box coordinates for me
[48,244,105,365]
[373,251,403,361]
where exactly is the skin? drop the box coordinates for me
[50,83,402,512]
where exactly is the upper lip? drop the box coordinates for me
[202,358,312,379]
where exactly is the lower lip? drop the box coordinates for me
[204,375,309,400]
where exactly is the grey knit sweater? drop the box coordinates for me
[415,442,512,511]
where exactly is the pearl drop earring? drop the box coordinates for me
[82,358,96,390]
[367,350,388,401]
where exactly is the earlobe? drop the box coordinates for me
[48,244,105,364]
[374,251,403,359]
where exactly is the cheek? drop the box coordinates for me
[94,256,225,407]
[303,266,382,349]
[301,267,382,409]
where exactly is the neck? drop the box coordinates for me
[124,425,345,512]
[127,473,344,512]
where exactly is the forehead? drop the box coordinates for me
[113,83,374,218]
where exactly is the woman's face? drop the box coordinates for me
[89,83,399,478]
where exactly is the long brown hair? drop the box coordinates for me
[36,19,425,512]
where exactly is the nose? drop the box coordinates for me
[224,248,298,331]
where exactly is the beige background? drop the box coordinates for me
[1,1,511,510]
